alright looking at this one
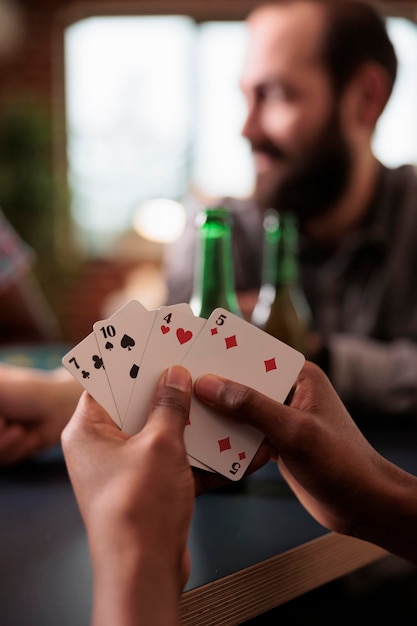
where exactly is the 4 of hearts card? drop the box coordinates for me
[122,303,206,436]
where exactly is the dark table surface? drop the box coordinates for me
[0,449,324,625]
[1,420,417,626]
[0,345,416,625]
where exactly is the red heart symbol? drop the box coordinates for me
[177,328,192,344]
[161,325,170,334]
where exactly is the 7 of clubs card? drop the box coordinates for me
[62,332,122,428]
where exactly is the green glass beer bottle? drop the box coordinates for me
[251,209,312,355]
[190,207,242,319]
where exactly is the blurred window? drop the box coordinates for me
[372,18,417,166]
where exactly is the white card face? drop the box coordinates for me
[122,303,206,436]
[181,308,305,480]
[93,300,157,423]
[62,332,121,428]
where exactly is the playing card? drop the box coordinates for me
[122,303,206,436]
[93,300,157,423]
[181,308,305,480]
[62,331,122,428]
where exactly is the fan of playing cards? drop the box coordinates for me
[62,300,305,481]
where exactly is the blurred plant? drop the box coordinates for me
[0,99,54,250]
[0,96,77,309]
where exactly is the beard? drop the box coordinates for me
[251,107,352,224]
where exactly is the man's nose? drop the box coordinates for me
[241,103,264,144]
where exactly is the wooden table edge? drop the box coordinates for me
[180,531,387,625]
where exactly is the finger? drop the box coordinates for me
[245,439,274,474]
[289,361,340,411]
[146,366,192,437]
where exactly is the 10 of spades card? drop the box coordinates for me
[93,300,157,425]
[62,300,305,481]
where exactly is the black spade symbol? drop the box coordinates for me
[121,334,135,351]
[130,364,139,379]
[105,341,114,350]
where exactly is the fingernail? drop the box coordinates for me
[165,366,190,392]
[195,374,224,400]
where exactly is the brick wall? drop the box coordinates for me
[0,0,264,341]
[0,0,260,105]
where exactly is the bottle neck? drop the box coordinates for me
[190,210,242,319]
[262,212,299,287]
[252,210,309,333]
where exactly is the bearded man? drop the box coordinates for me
[165,0,417,421]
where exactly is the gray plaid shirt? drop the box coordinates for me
[164,164,417,419]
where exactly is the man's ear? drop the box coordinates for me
[345,62,392,129]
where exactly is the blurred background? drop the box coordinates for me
[0,0,416,344]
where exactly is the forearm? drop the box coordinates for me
[90,536,182,626]
[329,336,417,416]
[48,367,83,420]
[346,457,417,566]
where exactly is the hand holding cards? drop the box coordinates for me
[62,301,305,481]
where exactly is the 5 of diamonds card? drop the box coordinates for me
[181,308,305,480]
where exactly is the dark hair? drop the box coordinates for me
[319,0,398,97]
[251,1,398,97]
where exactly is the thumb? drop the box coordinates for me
[146,365,192,438]
[194,374,295,448]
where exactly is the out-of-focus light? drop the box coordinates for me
[132,198,186,243]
